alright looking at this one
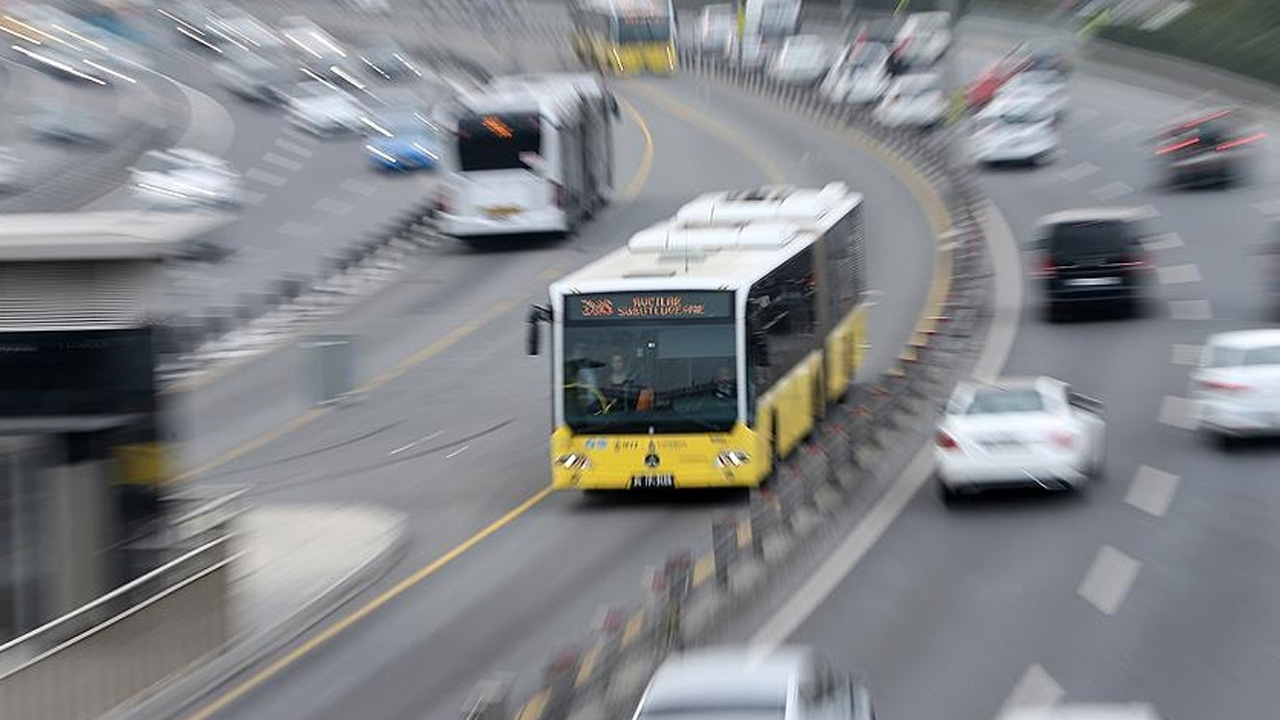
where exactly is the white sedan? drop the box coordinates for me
[285,81,369,136]
[935,376,1106,503]
[971,100,1060,166]
[874,72,947,128]
[1192,329,1280,447]
[131,148,241,209]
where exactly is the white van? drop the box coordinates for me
[435,74,618,242]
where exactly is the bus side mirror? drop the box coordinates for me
[527,305,551,356]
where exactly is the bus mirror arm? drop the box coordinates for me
[527,305,552,356]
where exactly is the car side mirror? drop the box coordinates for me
[609,94,620,118]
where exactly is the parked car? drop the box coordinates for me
[1027,208,1154,321]
[996,70,1069,118]
[935,376,1106,504]
[767,35,832,85]
[967,49,1032,109]
[893,11,951,68]
[365,106,441,171]
[819,41,891,105]
[999,704,1164,720]
[1192,329,1280,448]
[131,148,242,208]
[696,4,736,56]
[358,42,422,82]
[21,106,111,146]
[213,47,292,104]
[632,646,875,720]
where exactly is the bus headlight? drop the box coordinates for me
[556,453,592,471]
[715,451,751,468]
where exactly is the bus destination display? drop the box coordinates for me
[567,292,732,321]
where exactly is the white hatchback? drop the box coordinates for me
[819,42,891,105]
[767,36,832,85]
[1192,329,1280,447]
[935,376,1106,503]
[632,646,874,720]
[286,81,369,136]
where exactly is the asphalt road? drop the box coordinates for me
[723,26,1280,720]
[159,43,940,720]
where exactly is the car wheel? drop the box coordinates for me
[1044,302,1066,323]
[1088,446,1105,482]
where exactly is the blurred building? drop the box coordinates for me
[0,211,230,643]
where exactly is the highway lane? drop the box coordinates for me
[80,17,466,320]
[158,61,940,720]
[723,30,1280,720]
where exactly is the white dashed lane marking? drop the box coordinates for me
[1156,263,1201,284]
[1142,232,1184,252]
[445,444,470,459]
[314,198,354,216]
[341,179,376,196]
[1089,181,1133,201]
[246,168,287,187]
[274,137,314,157]
[277,220,319,238]
[1077,545,1142,615]
[1169,299,1212,320]
[1170,343,1203,366]
[1058,161,1099,182]
[1159,395,1198,430]
[263,152,305,172]
[1126,465,1181,517]
[994,664,1064,720]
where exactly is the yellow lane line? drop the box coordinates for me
[619,610,647,648]
[574,642,603,687]
[184,487,554,720]
[626,81,787,184]
[174,106,656,483]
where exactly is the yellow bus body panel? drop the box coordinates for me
[113,442,171,486]
[550,422,764,489]
[825,305,868,401]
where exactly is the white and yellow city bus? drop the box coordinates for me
[527,183,867,490]
[569,0,677,75]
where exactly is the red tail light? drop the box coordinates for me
[1049,430,1075,449]
[1198,378,1249,392]
[1216,132,1266,151]
[936,431,958,450]
[1033,256,1059,278]
[1110,254,1149,269]
[551,183,567,208]
[1156,137,1198,155]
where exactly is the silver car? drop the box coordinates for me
[632,646,874,720]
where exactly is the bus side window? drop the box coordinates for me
[748,246,818,393]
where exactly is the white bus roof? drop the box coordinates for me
[576,0,670,15]
[455,84,585,125]
[550,184,862,296]
[488,73,608,99]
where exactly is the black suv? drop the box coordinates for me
[1154,108,1263,189]
[1029,209,1153,321]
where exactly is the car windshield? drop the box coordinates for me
[965,388,1044,415]
[1047,220,1138,258]
[1212,344,1280,367]
[378,110,431,134]
[561,293,738,434]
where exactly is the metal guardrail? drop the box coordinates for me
[0,522,239,720]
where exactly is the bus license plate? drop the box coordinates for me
[630,474,675,489]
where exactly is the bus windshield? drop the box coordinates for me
[456,112,541,172]
[617,16,671,44]
[562,315,738,434]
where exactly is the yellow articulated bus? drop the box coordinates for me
[569,0,677,76]
[527,183,868,491]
